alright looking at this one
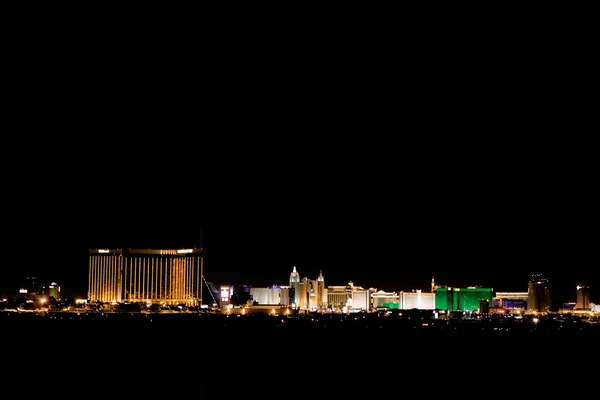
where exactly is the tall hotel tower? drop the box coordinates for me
[576,285,591,310]
[289,266,300,308]
[89,248,203,306]
[528,273,551,312]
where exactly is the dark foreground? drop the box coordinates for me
[2,311,598,399]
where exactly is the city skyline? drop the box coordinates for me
[3,249,597,308]
[5,179,598,306]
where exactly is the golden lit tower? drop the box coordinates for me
[299,277,310,309]
[528,273,551,312]
[576,285,590,310]
[89,248,203,306]
[89,249,123,303]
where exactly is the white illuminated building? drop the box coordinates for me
[250,287,281,305]
[289,266,300,308]
[399,290,435,310]
[372,290,399,309]
[352,289,369,312]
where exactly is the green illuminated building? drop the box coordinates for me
[435,287,493,311]
[381,302,399,309]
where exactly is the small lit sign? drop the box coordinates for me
[98,249,109,253]
[220,286,230,301]
[19,288,28,294]
[177,249,194,254]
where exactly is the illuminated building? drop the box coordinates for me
[304,272,328,310]
[326,282,372,312]
[279,286,291,306]
[493,292,528,309]
[317,270,327,310]
[435,287,494,312]
[220,286,231,307]
[249,285,293,306]
[88,249,123,303]
[327,285,349,311]
[298,279,308,309]
[576,285,590,310]
[400,290,435,310]
[251,287,281,305]
[48,282,61,301]
[372,290,399,309]
[289,266,300,307]
[287,267,327,310]
[89,248,203,306]
[351,286,370,311]
[528,273,551,312]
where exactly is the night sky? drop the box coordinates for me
[4,141,597,307]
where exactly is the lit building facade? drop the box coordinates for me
[528,273,551,312]
[317,270,327,310]
[251,287,281,305]
[400,290,435,310]
[372,290,399,309]
[435,287,494,312]
[326,282,371,312]
[327,286,350,311]
[289,268,328,310]
[249,285,292,306]
[89,249,123,303]
[351,288,370,311]
[89,248,203,306]
[299,277,310,309]
[48,282,61,301]
[576,285,590,310]
[289,266,301,307]
[279,286,291,306]
[220,285,231,307]
[493,292,528,309]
